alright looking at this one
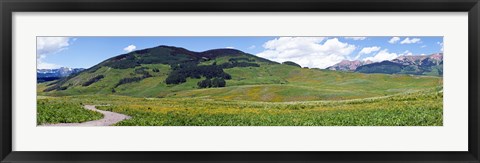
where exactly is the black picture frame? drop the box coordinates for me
[1,0,479,162]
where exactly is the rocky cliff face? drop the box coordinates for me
[327,60,371,71]
[392,53,443,66]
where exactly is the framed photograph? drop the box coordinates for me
[1,0,479,162]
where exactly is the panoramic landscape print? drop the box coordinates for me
[37,36,443,126]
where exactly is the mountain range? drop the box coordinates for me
[37,67,84,83]
[326,60,373,71]
[327,53,443,76]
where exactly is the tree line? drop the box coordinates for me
[82,75,105,86]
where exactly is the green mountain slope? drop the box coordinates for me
[38,45,443,102]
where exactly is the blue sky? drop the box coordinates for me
[37,36,443,69]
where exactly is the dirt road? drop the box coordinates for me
[40,105,131,126]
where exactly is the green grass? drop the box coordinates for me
[37,97,103,125]
[39,88,442,126]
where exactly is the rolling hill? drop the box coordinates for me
[37,45,443,102]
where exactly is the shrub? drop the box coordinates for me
[115,73,152,88]
[228,58,254,62]
[197,79,212,88]
[211,78,226,87]
[282,61,301,68]
[198,78,226,88]
[220,62,259,69]
[82,75,105,86]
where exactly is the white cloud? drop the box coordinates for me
[37,54,60,69]
[225,46,235,49]
[248,45,256,49]
[363,49,399,62]
[402,50,413,56]
[37,37,71,55]
[123,45,137,52]
[389,37,400,44]
[354,46,381,60]
[36,37,72,69]
[256,37,356,68]
[344,37,366,40]
[37,62,61,69]
[421,45,427,48]
[400,37,421,44]
[359,46,380,55]
[437,41,444,52]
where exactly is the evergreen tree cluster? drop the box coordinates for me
[197,78,226,88]
[228,58,255,62]
[44,85,68,92]
[106,54,141,69]
[134,67,149,74]
[165,57,262,86]
[114,73,153,88]
[43,74,77,92]
[165,62,231,85]
[82,75,105,87]
[219,62,259,69]
[101,47,196,70]
[282,61,302,68]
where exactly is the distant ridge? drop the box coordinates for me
[356,53,443,76]
[327,53,443,76]
[327,60,372,71]
[37,67,84,83]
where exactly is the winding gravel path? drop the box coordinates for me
[40,105,131,127]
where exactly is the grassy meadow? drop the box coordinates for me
[37,87,442,126]
[37,96,103,125]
